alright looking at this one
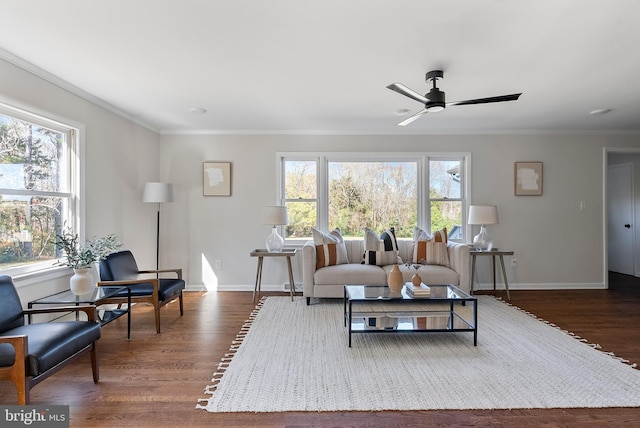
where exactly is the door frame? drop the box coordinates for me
[604,147,640,288]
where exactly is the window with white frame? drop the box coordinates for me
[280,153,467,242]
[428,158,464,240]
[282,159,318,241]
[0,103,79,275]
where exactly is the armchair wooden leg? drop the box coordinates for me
[150,291,162,334]
[90,343,99,383]
[13,371,29,405]
[18,383,29,406]
[179,292,184,316]
[3,335,29,404]
[154,305,161,334]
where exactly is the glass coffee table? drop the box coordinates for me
[344,284,477,347]
[28,285,132,340]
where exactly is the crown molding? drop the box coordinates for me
[0,47,158,133]
[159,127,640,136]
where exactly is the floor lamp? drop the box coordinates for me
[143,182,174,270]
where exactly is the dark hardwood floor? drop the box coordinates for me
[1,273,639,427]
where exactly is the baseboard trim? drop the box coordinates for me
[215,284,289,292]
[473,282,606,291]
[204,282,608,292]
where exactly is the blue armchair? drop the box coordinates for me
[98,250,185,334]
[0,275,101,404]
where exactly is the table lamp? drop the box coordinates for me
[262,206,288,252]
[468,205,499,251]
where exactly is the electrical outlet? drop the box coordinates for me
[511,258,517,268]
[215,260,221,269]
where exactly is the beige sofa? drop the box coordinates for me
[302,239,470,304]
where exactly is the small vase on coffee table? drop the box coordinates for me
[411,273,422,287]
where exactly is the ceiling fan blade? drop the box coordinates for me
[447,93,522,107]
[387,83,429,104]
[396,109,428,126]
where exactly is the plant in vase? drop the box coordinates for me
[54,227,122,295]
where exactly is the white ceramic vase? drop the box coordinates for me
[70,267,94,295]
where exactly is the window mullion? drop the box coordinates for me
[317,156,328,231]
[420,156,428,230]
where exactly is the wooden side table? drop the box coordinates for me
[250,248,297,303]
[470,249,514,300]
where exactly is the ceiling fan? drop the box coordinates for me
[387,70,522,126]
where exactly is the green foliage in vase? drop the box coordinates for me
[53,227,122,269]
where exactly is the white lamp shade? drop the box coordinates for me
[143,182,174,203]
[262,206,288,226]
[468,205,499,225]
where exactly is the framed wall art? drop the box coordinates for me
[514,162,543,196]
[203,161,232,196]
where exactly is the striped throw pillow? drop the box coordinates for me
[362,227,402,266]
[313,228,349,268]
[411,227,450,267]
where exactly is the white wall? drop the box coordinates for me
[160,133,640,291]
[4,55,640,297]
[0,58,161,302]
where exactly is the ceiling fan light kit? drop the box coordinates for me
[426,104,445,113]
[387,70,522,126]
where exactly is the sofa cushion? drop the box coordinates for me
[312,228,349,267]
[2,321,101,377]
[383,263,459,285]
[362,227,402,266]
[106,277,185,301]
[315,263,387,286]
[410,227,450,267]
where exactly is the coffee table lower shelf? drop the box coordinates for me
[344,284,477,348]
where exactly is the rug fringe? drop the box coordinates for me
[494,296,638,370]
[196,296,268,410]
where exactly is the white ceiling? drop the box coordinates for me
[1,0,639,135]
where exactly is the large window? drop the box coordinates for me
[280,153,468,242]
[0,104,78,275]
[327,160,417,238]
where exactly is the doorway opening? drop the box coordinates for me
[605,148,640,287]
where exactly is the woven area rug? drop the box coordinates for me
[197,296,640,412]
